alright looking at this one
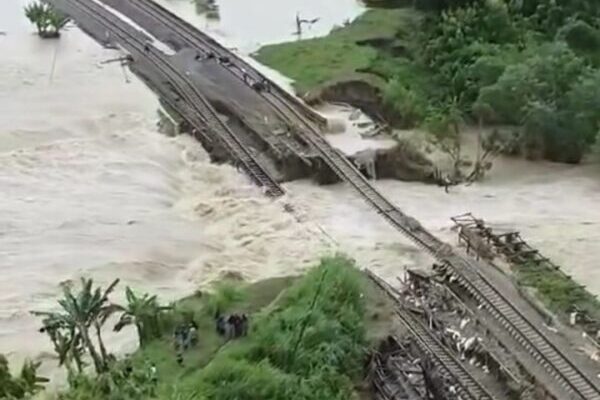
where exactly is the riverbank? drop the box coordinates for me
[255,7,419,123]
[257,0,600,165]
[12,255,396,400]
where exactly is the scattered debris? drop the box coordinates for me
[451,212,600,350]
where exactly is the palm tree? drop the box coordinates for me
[114,287,170,347]
[34,278,120,374]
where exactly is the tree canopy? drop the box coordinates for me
[381,0,600,163]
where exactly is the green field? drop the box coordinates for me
[256,8,421,94]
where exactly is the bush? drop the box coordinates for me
[24,2,69,38]
[557,19,600,53]
[384,79,427,127]
[192,255,367,400]
[204,282,247,317]
[477,41,599,162]
[0,356,47,399]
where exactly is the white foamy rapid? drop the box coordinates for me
[0,0,361,378]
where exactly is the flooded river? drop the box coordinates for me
[0,0,365,375]
[1,0,599,380]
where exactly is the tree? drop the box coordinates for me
[383,79,426,128]
[113,287,170,347]
[425,99,464,179]
[476,41,597,162]
[36,312,86,373]
[0,355,48,399]
[421,0,521,108]
[416,0,484,12]
[24,2,69,38]
[34,278,120,374]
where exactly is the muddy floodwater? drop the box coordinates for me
[1,0,599,382]
[0,0,366,377]
[157,0,366,53]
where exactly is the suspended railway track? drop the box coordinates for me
[52,1,600,398]
[53,0,284,198]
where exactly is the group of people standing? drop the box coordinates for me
[171,313,250,366]
[173,321,198,366]
[215,312,249,339]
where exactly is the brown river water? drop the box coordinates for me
[1,0,599,381]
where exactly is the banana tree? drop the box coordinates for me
[24,2,69,38]
[0,355,47,398]
[34,278,120,374]
[19,360,49,395]
[114,287,171,347]
[35,311,85,373]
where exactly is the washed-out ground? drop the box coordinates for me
[254,2,600,296]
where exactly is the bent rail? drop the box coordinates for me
[52,2,600,398]
[53,0,284,197]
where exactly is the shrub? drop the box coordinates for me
[204,282,247,317]
[24,2,69,38]
[193,255,367,400]
[384,79,427,127]
[0,356,47,399]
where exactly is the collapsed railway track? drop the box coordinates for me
[268,70,600,399]
[125,0,328,129]
[53,1,599,398]
[52,0,284,198]
[368,270,497,400]
[112,0,328,147]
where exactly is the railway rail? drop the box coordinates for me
[123,0,328,129]
[368,270,497,400]
[53,1,600,398]
[441,255,600,400]
[111,0,327,153]
[52,0,284,198]
[275,71,600,398]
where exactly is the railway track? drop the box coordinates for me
[265,65,600,399]
[122,0,327,130]
[52,0,284,198]
[53,1,600,398]
[443,254,600,400]
[368,270,497,400]
[112,0,326,150]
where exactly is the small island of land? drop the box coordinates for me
[1,255,397,400]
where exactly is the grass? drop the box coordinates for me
[255,8,421,94]
[515,262,600,330]
[125,276,297,393]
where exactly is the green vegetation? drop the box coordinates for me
[0,356,47,399]
[33,278,121,375]
[113,287,172,347]
[257,0,600,164]
[516,262,600,330]
[192,0,219,20]
[24,2,69,38]
[257,9,418,94]
[3,255,392,400]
